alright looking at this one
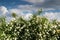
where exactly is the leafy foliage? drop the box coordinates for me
[0,9,60,40]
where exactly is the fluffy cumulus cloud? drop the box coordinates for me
[0,6,8,15]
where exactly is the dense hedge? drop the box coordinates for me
[0,10,60,40]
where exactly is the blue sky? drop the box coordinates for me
[0,0,32,8]
[0,0,60,21]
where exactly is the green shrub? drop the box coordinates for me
[0,10,60,40]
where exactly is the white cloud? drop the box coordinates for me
[0,5,36,22]
[23,0,60,9]
[18,5,38,11]
[44,12,60,21]
[6,5,37,21]
[9,9,21,14]
[9,5,38,15]
[0,6,8,15]
[43,8,55,11]
[24,0,45,4]
[23,13,33,20]
[44,12,56,19]
[0,5,60,22]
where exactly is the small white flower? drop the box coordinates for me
[17,32,20,34]
[7,38,9,40]
[43,35,46,37]
[13,18,16,20]
[39,33,42,36]
[26,29,29,32]
[6,24,8,26]
[15,37,17,40]
[14,29,17,32]
[44,26,47,29]
[52,25,57,28]
[53,30,56,34]
[10,27,12,30]
[14,33,16,35]
[29,23,31,26]
[58,25,60,26]
[16,27,20,29]
[49,29,51,31]
[46,32,49,34]
[10,22,13,25]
